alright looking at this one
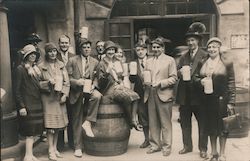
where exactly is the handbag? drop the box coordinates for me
[222,108,242,132]
[39,80,51,93]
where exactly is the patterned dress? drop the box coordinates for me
[39,60,70,129]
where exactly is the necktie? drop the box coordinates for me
[190,50,195,61]
[141,59,145,69]
[85,57,90,79]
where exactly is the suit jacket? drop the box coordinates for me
[66,55,99,104]
[176,48,207,106]
[144,53,177,103]
[197,56,236,105]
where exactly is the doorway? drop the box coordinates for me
[134,18,193,54]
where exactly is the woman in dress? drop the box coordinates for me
[15,44,44,161]
[97,41,141,130]
[196,37,236,161]
[39,43,70,161]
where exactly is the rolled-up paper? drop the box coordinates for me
[182,65,191,81]
[143,70,151,84]
[54,75,63,91]
[114,61,123,75]
[83,79,92,94]
[204,77,213,94]
[129,61,137,75]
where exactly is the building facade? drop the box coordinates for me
[1,0,249,159]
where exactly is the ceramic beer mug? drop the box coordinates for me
[143,70,151,84]
[122,63,129,76]
[54,75,63,91]
[129,61,137,75]
[83,79,92,94]
[203,76,213,94]
[182,65,191,81]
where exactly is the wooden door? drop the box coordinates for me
[105,19,134,62]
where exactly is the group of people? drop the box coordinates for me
[15,22,235,161]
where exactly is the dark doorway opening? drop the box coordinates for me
[134,18,192,55]
[7,8,36,69]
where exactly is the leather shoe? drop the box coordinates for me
[74,149,82,158]
[210,155,218,161]
[200,151,207,158]
[178,148,192,154]
[139,140,150,148]
[162,150,171,156]
[146,148,161,154]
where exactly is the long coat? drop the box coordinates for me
[39,60,70,129]
[196,56,236,135]
[66,55,99,104]
[176,48,207,105]
[15,64,44,136]
[144,54,177,103]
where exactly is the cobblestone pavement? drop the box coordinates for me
[33,107,250,161]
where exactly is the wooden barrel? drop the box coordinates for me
[1,110,19,148]
[83,103,130,156]
[228,87,249,138]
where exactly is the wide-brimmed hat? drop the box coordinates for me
[185,22,206,40]
[26,33,42,43]
[78,38,92,47]
[44,43,57,53]
[22,44,40,60]
[206,37,222,47]
[103,41,117,54]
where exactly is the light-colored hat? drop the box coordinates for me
[103,41,117,54]
[22,44,39,60]
[206,37,222,47]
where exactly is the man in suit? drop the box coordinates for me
[91,40,105,61]
[130,42,150,148]
[176,22,208,158]
[66,38,102,158]
[144,37,177,156]
[57,35,75,151]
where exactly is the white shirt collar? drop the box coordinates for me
[191,47,198,57]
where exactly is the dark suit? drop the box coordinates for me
[57,51,75,150]
[66,55,102,150]
[176,48,208,152]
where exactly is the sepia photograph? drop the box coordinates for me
[0,0,249,161]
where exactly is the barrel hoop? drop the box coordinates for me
[84,133,130,142]
[97,113,125,119]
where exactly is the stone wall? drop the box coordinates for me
[217,0,249,87]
